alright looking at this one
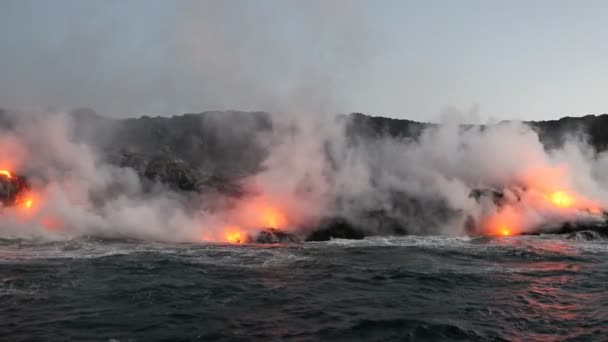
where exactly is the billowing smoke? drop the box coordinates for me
[0,111,203,241]
[0,108,606,242]
[245,111,608,237]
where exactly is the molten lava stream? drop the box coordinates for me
[498,226,512,237]
[240,199,288,229]
[0,170,13,179]
[217,225,247,244]
[260,205,287,229]
[546,189,605,214]
[215,200,290,244]
[226,230,244,244]
[20,193,35,210]
[17,191,37,213]
[484,205,521,237]
[15,191,65,232]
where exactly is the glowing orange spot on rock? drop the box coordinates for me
[261,205,287,228]
[17,191,38,212]
[483,205,521,237]
[237,198,289,230]
[222,225,246,244]
[226,231,243,244]
[217,199,288,244]
[21,196,33,209]
[550,191,574,208]
[0,170,12,179]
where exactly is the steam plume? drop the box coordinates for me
[0,109,606,241]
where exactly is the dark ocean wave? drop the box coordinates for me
[0,235,607,341]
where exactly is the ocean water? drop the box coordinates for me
[0,235,607,341]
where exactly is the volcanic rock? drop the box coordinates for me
[143,156,200,191]
[469,188,505,205]
[0,173,29,207]
[517,220,608,239]
[254,228,300,243]
[305,217,366,241]
[566,230,608,241]
[554,221,608,240]
[60,109,608,198]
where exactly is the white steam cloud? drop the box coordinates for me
[0,109,606,242]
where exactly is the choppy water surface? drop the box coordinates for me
[0,235,607,341]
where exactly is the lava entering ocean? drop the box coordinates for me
[0,168,33,210]
[480,185,605,237]
[225,229,244,244]
[202,198,291,244]
[0,168,53,230]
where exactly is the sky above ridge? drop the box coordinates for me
[1,0,607,122]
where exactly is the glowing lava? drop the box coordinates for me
[0,170,12,179]
[212,198,290,244]
[546,189,601,213]
[479,185,606,237]
[17,191,36,211]
[550,191,574,208]
[483,204,521,237]
[221,225,246,244]
[238,198,289,229]
[261,205,287,228]
[225,230,244,244]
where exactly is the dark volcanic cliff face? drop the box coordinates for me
[528,114,608,151]
[33,109,608,201]
[343,112,430,141]
[344,112,608,152]
[69,109,273,194]
[4,109,607,191]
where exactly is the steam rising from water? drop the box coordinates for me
[0,109,606,242]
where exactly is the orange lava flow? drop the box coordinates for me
[16,191,37,212]
[23,197,33,209]
[261,205,287,229]
[211,198,290,244]
[489,223,513,236]
[225,229,244,244]
[0,168,66,232]
[237,198,289,230]
[0,170,12,179]
[481,187,604,237]
[483,204,521,237]
[545,189,603,213]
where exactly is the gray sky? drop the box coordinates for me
[1,0,607,121]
